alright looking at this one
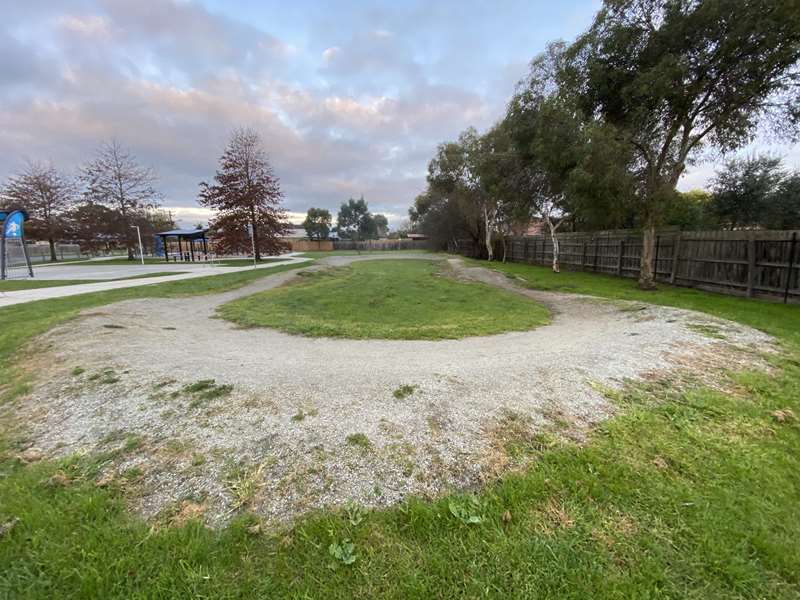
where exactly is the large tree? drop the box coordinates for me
[81,140,162,259]
[1,161,76,261]
[302,207,332,240]
[337,196,381,241]
[199,128,289,259]
[710,155,784,229]
[710,155,800,230]
[571,0,800,288]
[372,213,389,238]
[428,128,499,259]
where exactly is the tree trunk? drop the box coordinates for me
[638,218,657,290]
[249,206,261,261]
[547,219,560,273]
[484,206,493,261]
[48,237,57,262]
[501,235,507,263]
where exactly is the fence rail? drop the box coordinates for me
[26,243,82,264]
[452,229,800,303]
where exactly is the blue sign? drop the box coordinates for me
[3,211,24,239]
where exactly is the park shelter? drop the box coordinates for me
[156,228,210,262]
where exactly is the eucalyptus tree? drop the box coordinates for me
[570,0,800,288]
[427,128,499,259]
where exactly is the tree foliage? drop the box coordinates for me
[199,128,289,259]
[413,0,800,286]
[1,161,76,260]
[710,155,800,230]
[570,0,800,286]
[302,207,332,240]
[336,196,387,241]
[81,140,163,258]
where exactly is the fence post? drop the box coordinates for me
[581,241,586,270]
[617,239,624,276]
[784,232,797,304]
[654,235,661,280]
[670,233,682,284]
[746,234,756,298]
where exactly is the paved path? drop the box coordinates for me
[0,256,311,308]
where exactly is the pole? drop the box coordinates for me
[131,226,144,265]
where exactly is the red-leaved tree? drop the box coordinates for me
[199,128,289,259]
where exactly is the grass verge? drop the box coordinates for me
[218,259,550,340]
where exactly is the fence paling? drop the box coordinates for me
[451,229,800,303]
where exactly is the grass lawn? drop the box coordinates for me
[471,258,800,347]
[1,257,799,598]
[0,272,189,291]
[297,249,434,259]
[0,279,91,291]
[218,259,550,339]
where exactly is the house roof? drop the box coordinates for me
[156,228,209,239]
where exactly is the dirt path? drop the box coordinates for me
[9,254,774,525]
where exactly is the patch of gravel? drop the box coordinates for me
[6,254,776,526]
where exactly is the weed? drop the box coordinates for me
[102,324,126,329]
[448,496,484,525]
[329,539,357,565]
[224,462,265,509]
[70,366,85,376]
[687,322,726,339]
[392,384,418,399]
[345,501,366,526]
[89,368,120,384]
[191,453,206,467]
[291,408,318,422]
[179,379,234,408]
[345,433,371,449]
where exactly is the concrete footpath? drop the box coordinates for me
[0,256,311,308]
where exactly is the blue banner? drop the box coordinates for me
[3,211,24,238]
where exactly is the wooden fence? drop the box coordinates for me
[333,239,431,252]
[452,229,800,303]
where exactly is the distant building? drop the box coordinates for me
[511,219,545,236]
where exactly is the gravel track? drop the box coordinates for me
[9,254,774,525]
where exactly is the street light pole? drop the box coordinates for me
[131,225,144,265]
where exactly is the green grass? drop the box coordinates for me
[297,249,433,259]
[0,272,188,291]
[218,259,550,340]
[473,258,800,347]
[1,256,799,598]
[72,257,287,267]
[0,279,91,291]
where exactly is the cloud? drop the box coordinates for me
[6,0,787,234]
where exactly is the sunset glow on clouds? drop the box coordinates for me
[1,0,796,227]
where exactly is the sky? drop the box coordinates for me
[2,0,798,228]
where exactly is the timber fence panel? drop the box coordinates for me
[456,229,800,303]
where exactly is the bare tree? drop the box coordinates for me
[199,128,289,260]
[81,140,162,259]
[1,160,76,261]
